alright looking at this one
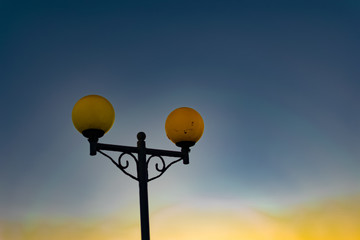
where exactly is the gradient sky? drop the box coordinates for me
[1,0,360,239]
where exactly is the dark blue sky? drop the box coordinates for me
[1,0,360,220]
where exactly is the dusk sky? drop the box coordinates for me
[1,0,360,239]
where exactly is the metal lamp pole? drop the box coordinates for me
[87,131,191,240]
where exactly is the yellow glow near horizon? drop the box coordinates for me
[1,196,359,240]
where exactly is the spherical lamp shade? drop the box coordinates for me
[72,95,115,138]
[165,107,204,148]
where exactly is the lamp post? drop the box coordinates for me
[72,95,204,240]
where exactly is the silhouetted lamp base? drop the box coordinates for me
[82,129,105,139]
[176,141,195,148]
[82,129,105,156]
[175,141,195,164]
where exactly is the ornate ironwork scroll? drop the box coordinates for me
[147,155,183,182]
[97,148,185,182]
[98,150,139,181]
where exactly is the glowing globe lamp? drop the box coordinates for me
[72,95,115,139]
[165,107,204,148]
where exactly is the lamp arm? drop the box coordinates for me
[145,147,190,165]
[97,143,139,154]
[90,138,190,182]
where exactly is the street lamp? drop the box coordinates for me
[72,95,204,240]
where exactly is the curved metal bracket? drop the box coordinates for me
[98,150,139,181]
[147,155,183,182]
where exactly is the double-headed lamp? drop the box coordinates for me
[72,95,204,149]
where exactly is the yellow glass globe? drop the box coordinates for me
[72,95,115,136]
[165,107,204,146]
